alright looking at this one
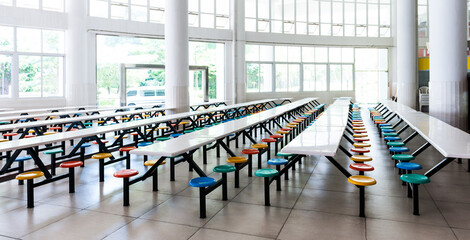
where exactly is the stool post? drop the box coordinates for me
[222,172,228,200]
[123,178,130,206]
[80,147,85,167]
[413,184,420,215]
[258,152,262,169]
[125,152,131,169]
[248,155,252,177]
[359,186,365,217]
[199,187,207,218]
[27,179,34,208]
[69,167,75,193]
[264,177,270,206]
[203,145,208,164]
[18,161,24,185]
[274,140,279,156]
[152,170,158,191]
[276,165,281,191]
[99,159,105,182]
[216,143,220,157]
[170,159,175,181]
[51,153,56,176]
[234,163,240,188]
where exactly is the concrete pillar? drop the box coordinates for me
[65,0,89,106]
[396,0,417,108]
[165,0,189,114]
[429,0,468,130]
[232,0,246,104]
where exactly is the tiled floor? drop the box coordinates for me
[0,107,470,239]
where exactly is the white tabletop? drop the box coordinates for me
[280,98,350,156]
[131,98,318,157]
[383,100,470,158]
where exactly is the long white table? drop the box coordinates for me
[378,100,470,176]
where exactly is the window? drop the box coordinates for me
[0,0,64,11]
[0,26,65,98]
[89,0,231,29]
[245,0,391,38]
[355,48,388,103]
[246,44,358,93]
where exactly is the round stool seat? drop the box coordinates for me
[24,135,36,138]
[379,124,392,127]
[281,128,292,131]
[130,132,139,136]
[16,171,44,180]
[120,146,137,152]
[74,143,91,148]
[92,153,113,159]
[277,152,295,157]
[189,177,216,188]
[49,127,62,130]
[347,175,377,186]
[380,126,393,129]
[241,149,259,155]
[213,165,236,173]
[387,142,405,147]
[144,159,167,166]
[354,138,370,142]
[114,135,128,139]
[157,126,169,130]
[270,134,283,139]
[254,169,279,178]
[43,132,57,135]
[384,137,401,141]
[184,130,195,133]
[389,147,409,153]
[60,161,83,168]
[261,138,276,143]
[252,143,268,149]
[353,134,368,138]
[44,149,64,155]
[350,155,373,162]
[383,133,399,137]
[137,142,153,147]
[352,120,363,123]
[113,169,139,178]
[3,133,18,137]
[351,148,370,154]
[352,124,365,127]
[350,163,374,172]
[170,133,183,138]
[92,140,109,144]
[0,139,8,142]
[15,156,32,162]
[396,162,422,171]
[156,137,171,141]
[381,129,396,133]
[400,174,430,184]
[286,124,297,128]
[353,143,371,148]
[204,125,213,128]
[28,130,36,134]
[267,158,288,165]
[276,131,289,134]
[227,157,247,163]
[354,130,367,134]
[352,127,366,131]
[392,154,415,162]
[289,122,299,125]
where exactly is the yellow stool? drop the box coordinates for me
[353,143,371,148]
[252,144,268,169]
[353,134,368,138]
[350,155,373,162]
[92,153,113,182]
[144,159,166,191]
[352,127,366,130]
[348,175,376,217]
[16,171,44,208]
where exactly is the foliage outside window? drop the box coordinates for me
[89,0,230,29]
[0,26,64,98]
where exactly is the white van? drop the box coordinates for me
[126,86,165,106]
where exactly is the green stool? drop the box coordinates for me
[156,137,171,142]
[43,149,64,175]
[213,165,236,200]
[387,142,405,147]
[255,168,279,206]
[400,174,430,215]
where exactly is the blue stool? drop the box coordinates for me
[137,142,153,147]
[268,158,289,186]
[74,143,91,167]
[389,146,409,155]
[384,136,401,141]
[170,133,183,138]
[189,177,216,218]
[15,156,32,185]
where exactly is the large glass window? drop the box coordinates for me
[245,0,391,37]
[0,0,64,11]
[246,44,356,93]
[355,48,388,103]
[89,0,231,29]
[0,26,65,98]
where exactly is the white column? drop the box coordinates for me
[165,0,189,114]
[65,0,89,106]
[396,0,417,108]
[429,0,468,130]
[232,0,246,104]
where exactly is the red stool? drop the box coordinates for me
[114,169,139,206]
[351,148,370,155]
[119,146,137,168]
[349,163,374,175]
[60,161,83,193]
[270,134,283,151]
[241,149,259,177]
[261,138,276,159]
[3,132,18,140]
